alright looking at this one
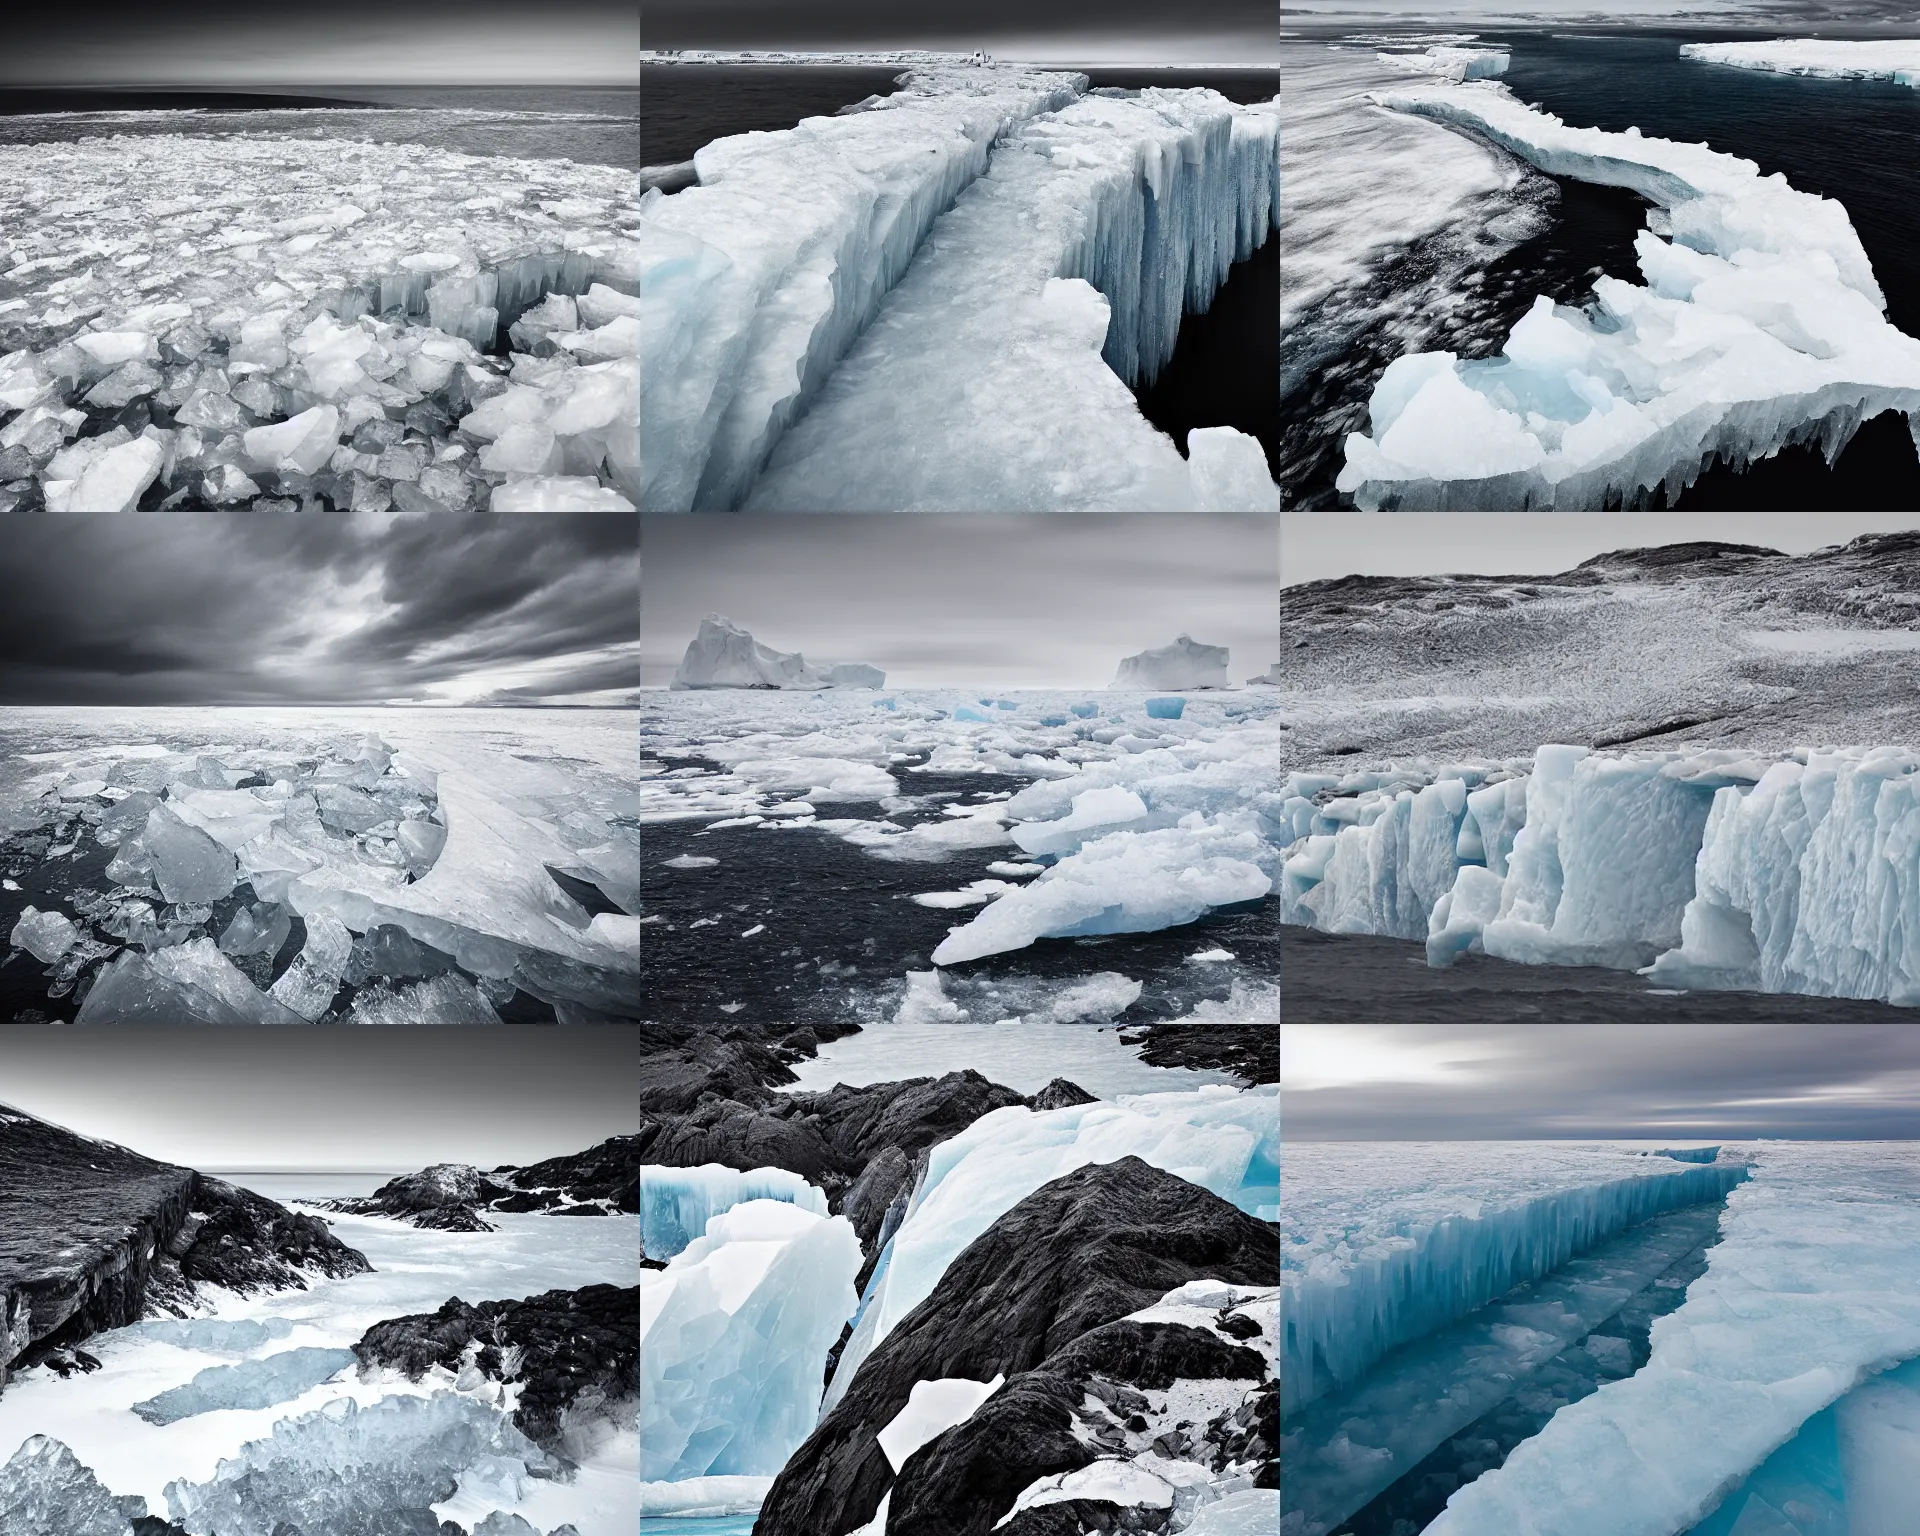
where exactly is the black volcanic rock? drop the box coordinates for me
[327,1136,640,1229]
[0,1105,368,1392]
[754,1157,1278,1536]
[352,1283,636,1452]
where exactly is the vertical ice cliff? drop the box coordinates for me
[640,1164,829,1259]
[1281,1141,1746,1417]
[638,66,1085,511]
[1335,82,1920,509]
[743,87,1280,511]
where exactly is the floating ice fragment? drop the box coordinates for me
[662,854,718,869]
[243,404,341,476]
[142,803,240,903]
[346,974,504,1023]
[76,938,308,1024]
[132,1347,358,1425]
[268,910,354,1021]
[10,905,79,963]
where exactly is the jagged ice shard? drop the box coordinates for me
[1335,81,1920,509]
[640,65,1280,511]
[1282,745,1920,1006]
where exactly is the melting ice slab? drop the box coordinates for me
[1423,1143,1920,1536]
[743,86,1279,511]
[1682,38,1920,86]
[1281,1141,1744,1418]
[1336,82,1920,509]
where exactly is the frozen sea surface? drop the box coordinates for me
[0,706,639,1023]
[0,1202,638,1531]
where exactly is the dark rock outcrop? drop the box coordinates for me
[755,1157,1278,1536]
[1,1104,368,1393]
[352,1282,636,1452]
[326,1135,641,1229]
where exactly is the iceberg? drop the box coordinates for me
[824,1085,1277,1415]
[670,614,884,691]
[1282,1140,1747,1416]
[1420,1143,1920,1536]
[1112,634,1232,690]
[640,1164,830,1259]
[1682,38,1920,87]
[741,86,1280,511]
[1336,82,1920,509]
[640,1199,862,1483]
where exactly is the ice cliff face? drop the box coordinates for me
[0,134,637,510]
[1282,743,1920,1006]
[1682,37,1920,86]
[1335,80,1920,509]
[670,615,886,691]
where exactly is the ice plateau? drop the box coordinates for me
[0,134,638,511]
[641,65,1279,511]
[670,615,885,691]
[1334,79,1920,509]
[1682,38,1920,87]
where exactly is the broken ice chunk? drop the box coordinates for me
[55,436,165,513]
[142,804,240,904]
[10,906,78,964]
[176,389,248,431]
[575,284,642,328]
[556,315,640,361]
[268,910,353,1021]
[395,818,447,876]
[478,422,562,476]
[74,331,159,367]
[201,463,261,504]
[243,405,341,476]
[83,359,163,408]
[76,939,307,1024]
[346,974,504,1024]
[218,901,292,959]
[490,476,634,510]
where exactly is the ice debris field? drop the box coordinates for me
[640,62,1279,511]
[0,1205,636,1535]
[1333,72,1920,509]
[1285,1141,1920,1536]
[641,1084,1277,1522]
[0,134,639,510]
[0,708,639,1023]
[1282,743,1920,1007]
[641,687,1282,1019]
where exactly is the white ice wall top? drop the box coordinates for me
[1283,744,1920,1007]
[1281,1141,1747,1417]
[1378,44,1512,82]
[741,88,1280,512]
[1112,635,1232,690]
[641,1199,862,1484]
[1422,1143,1920,1536]
[823,1085,1278,1417]
[669,614,885,691]
[1335,81,1920,510]
[638,65,1085,511]
[1682,38,1920,87]
[640,1164,831,1259]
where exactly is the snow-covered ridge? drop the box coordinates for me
[1282,743,1920,1006]
[1282,1141,1746,1416]
[1682,38,1920,87]
[0,133,638,510]
[1335,82,1920,510]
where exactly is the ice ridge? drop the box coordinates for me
[1282,1141,1747,1416]
[1335,82,1920,509]
[743,86,1280,511]
[1283,745,1920,1006]
[638,65,1085,511]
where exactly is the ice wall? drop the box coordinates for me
[1682,38,1920,87]
[640,1164,829,1259]
[1422,1143,1920,1536]
[823,1085,1278,1416]
[638,65,1085,511]
[1282,1141,1747,1416]
[641,1199,861,1485]
[742,87,1280,511]
[1336,82,1920,509]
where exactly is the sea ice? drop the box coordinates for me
[1336,81,1920,508]
[1113,635,1232,690]
[641,1200,862,1483]
[640,1164,830,1260]
[824,1085,1278,1414]
[739,85,1279,511]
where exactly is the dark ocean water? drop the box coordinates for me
[639,63,1278,489]
[1282,31,1920,508]
[0,85,640,168]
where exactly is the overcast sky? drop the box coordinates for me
[0,515,638,708]
[1280,512,1920,587]
[644,0,1277,64]
[642,514,1280,688]
[2,1,636,85]
[0,1029,636,1169]
[1285,1024,1920,1139]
